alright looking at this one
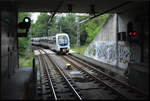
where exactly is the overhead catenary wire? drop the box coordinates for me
[48,0,64,24]
[79,1,132,24]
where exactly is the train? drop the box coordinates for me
[31,33,70,54]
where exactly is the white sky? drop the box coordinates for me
[31,12,89,23]
[31,12,40,23]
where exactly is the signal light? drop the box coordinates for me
[133,32,136,36]
[25,18,29,22]
[128,32,136,36]
[17,17,31,37]
[24,17,30,23]
[18,17,31,29]
[129,32,132,36]
[128,31,137,43]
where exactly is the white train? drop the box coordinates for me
[31,33,70,54]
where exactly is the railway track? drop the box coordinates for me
[34,47,148,100]
[61,55,148,100]
[37,49,82,100]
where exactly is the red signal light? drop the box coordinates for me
[129,32,136,36]
[129,32,132,36]
[133,32,136,36]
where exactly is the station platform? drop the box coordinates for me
[5,67,34,100]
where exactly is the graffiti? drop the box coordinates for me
[118,44,130,63]
[130,51,134,61]
[97,42,109,59]
[85,43,96,56]
[84,41,132,68]
[106,45,116,62]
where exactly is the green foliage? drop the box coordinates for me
[18,37,33,67]
[18,12,33,67]
[80,44,89,54]
[72,14,110,54]
[18,12,110,66]
[18,37,29,57]
[29,13,110,47]
[33,13,50,36]
[56,14,78,47]
[48,16,59,35]
[18,12,31,57]
[70,48,78,54]
[18,12,31,23]
[18,12,31,34]
[84,14,110,44]
[19,56,33,67]
[85,21,97,43]
[71,44,89,55]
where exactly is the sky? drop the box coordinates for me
[31,12,40,23]
[31,12,89,23]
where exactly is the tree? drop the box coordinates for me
[30,13,59,37]
[35,13,50,36]
[18,12,31,22]
[84,14,110,44]
[57,14,78,47]
[48,16,59,35]
[29,13,110,48]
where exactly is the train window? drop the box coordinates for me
[58,35,68,46]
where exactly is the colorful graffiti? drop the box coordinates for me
[84,41,131,69]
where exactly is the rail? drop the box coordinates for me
[39,49,82,100]
[61,55,148,100]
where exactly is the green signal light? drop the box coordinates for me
[25,18,29,22]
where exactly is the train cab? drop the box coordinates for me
[56,33,70,54]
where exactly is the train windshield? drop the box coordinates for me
[58,35,68,46]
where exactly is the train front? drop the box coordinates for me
[56,33,70,54]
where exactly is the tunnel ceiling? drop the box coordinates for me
[1,0,149,13]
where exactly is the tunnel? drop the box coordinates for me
[0,0,149,100]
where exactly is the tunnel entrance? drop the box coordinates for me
[0,0,149,99]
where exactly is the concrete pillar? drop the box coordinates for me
[115,13,119,67]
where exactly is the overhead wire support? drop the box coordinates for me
[79,1,132,24]
[48,0,64,24]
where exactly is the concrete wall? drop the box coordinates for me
[84,14,131,70]
[84,2,149,71]
[94,14,117,41]
[0,2,19,99]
